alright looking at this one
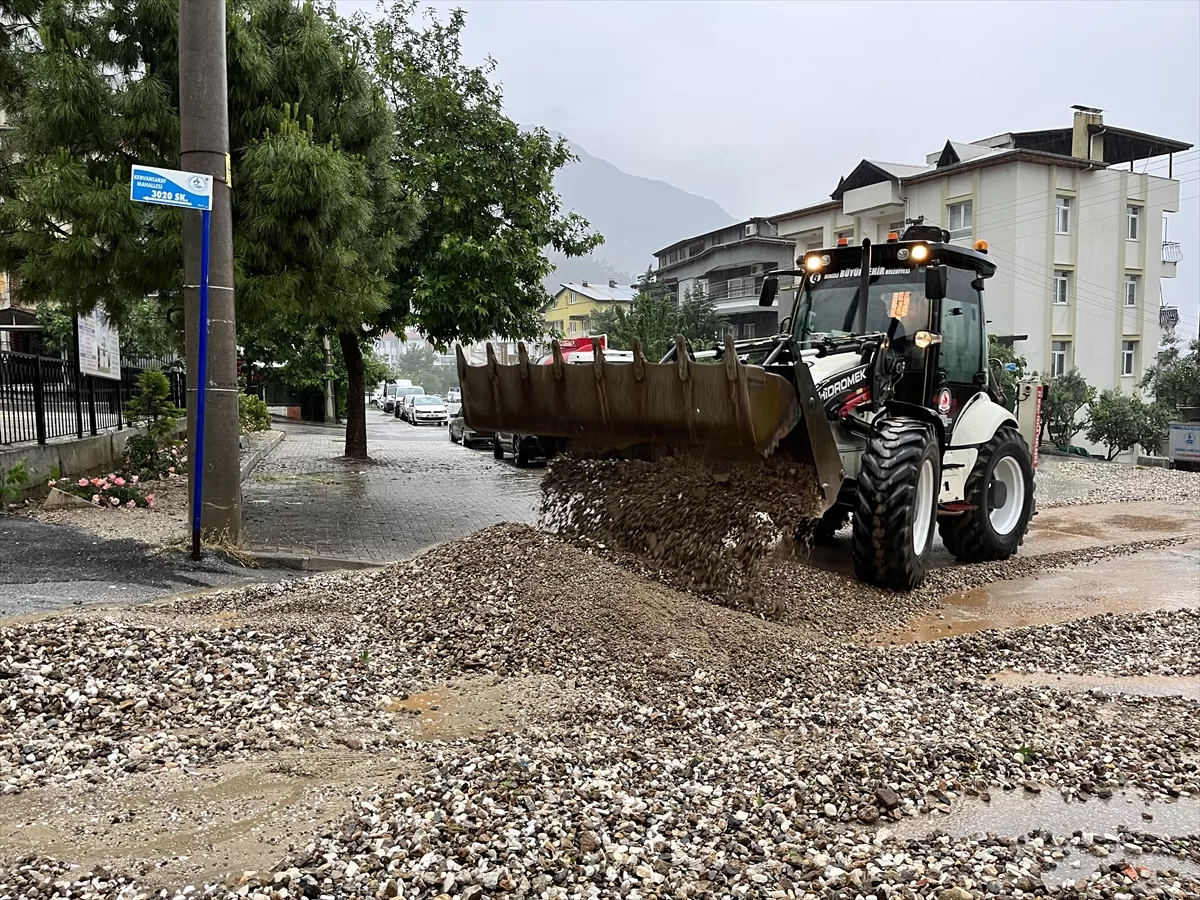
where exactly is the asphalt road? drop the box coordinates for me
[0,516,294,619]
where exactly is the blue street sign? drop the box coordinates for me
[130,165,213,211]
[129,162,214,558]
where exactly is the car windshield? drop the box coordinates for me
[792,271,931,347]
[414,396,441,406]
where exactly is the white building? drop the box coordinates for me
[656,106,1192,397]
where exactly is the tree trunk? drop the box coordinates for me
[339,331,368,460]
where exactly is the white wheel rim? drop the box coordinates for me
[913,459,935,555]
[989,455,1025,536]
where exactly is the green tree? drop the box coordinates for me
[369,1,601,348]
[1042,368,1094,447]
[1140,332,1200,415]
[589,271,728,361]
[0,0,419,459]
[1086,389,1165,461]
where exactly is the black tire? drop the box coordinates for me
[493,436,505,460]
[852,419,941,591]
[514,436,530,468]
[939,425,1034,562]
[449,427,458,443]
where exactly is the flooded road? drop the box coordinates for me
[886,540,1199,643]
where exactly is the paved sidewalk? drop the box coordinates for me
[242,415,541,564]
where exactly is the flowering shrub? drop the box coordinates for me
[125,435,187,480]
[49,474,155,509]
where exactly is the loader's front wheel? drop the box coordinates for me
[493,437,505,460]
[939,426,1033,562]
[852,419,940,591]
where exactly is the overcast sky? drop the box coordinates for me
[338,0,1200,336]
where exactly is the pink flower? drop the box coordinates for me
[125,499,136,509]
[168,466,176,474]
[130,475,139,484]
[146,494,155,507]
[109,497,120,507]
[90,477,102,487]
[91,494,100,505]
[113,476,126,487]
[47,479,56,487]
[78,478,89,487]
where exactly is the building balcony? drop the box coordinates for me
[1162,241,1181,278]
[703,275,760,302]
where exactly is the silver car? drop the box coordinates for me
[409,394,448,426]
[449,414,492,447]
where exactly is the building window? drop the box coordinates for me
[835,228,854,245]
[1122,341,1137,376]
[743,323,756,339]
[568,320,579,334]
[1051,341,1070,378]
[1053,270,1070,306]
[1126,205,1141,241]
[947,200,973,240]
[1055,196,1071,234]
[1124,274,1140,307]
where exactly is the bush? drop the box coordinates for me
[1,459,30,506]
[239,393,271,433]
[125,434,186,480]
[48,473,156,509]
[125,369,183,443]
[1085,390,1167,460]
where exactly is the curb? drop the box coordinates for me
[244,551,383,573]
[239,431,285,484]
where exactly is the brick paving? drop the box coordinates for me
[243,414,541,563]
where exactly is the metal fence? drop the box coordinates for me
[0,350,186,446]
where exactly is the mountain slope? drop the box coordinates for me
[547,137,736,290]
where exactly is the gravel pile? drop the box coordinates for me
[540,454,822,608]
[2,524,1198,899]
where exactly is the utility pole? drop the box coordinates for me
[179,0,241,542]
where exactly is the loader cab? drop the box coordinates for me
[790,235,995,420]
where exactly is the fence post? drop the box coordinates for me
[87,375,98,436]
[116,368,124,431]
[32,356,47,445]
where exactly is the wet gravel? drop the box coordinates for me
[1036,458,1200,508]
[1,524,1198,899]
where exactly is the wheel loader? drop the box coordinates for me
[456,224,1036,591]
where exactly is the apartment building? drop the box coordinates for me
[542,279,637,337]
[652,218,794,339]
[655,107,1192,396]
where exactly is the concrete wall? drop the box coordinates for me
[0,424,180,502]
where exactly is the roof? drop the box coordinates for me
[959,126,1190,166]
[653,236,793,274]
[558,281,637,303]
[831,159,931,200]
[934,140,1003,167]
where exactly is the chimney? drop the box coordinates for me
[608,279,617,288]
[581,280,588,287]
[1071,105,1104,161]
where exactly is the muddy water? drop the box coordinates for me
[895,791,1200,877]
[889,543,1199,643]
[983,671,1200,699]
[896,789,1200,839]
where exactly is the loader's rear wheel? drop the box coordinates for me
[852,419,940,591]
[493,437,505,460]
[939,426,1034,562]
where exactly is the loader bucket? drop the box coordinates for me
[457,335,845,513]
[456,335,796,457]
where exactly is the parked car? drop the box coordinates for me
[446,399,462,418]
[392,385,425,418]
[493,431,548,467]
[449,414,492,447]
[409,394,448,426]
[446,386,461,403]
